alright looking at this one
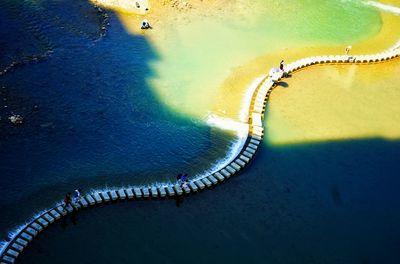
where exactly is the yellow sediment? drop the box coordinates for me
[215,10,400,118]
[91,0,400,144]
[266,59,400,145]
[262,12,400,145]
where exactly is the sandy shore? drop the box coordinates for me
[94,0,237,35]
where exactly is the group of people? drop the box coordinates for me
[63,189,82,210]
[176,173,189,187]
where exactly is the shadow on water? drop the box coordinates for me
[0,0,234,237]
[2,1,400,263]
[16,137,400,264]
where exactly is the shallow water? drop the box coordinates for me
[266,59,400,144]
[147,0,382,120]
[0,0,399,261]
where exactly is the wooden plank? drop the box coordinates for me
[85,194,96,205]
[166,186,175,196]
[134,188,142,198]
[246,147,256,154]
[126,189,134,199]
[43,213,55,223]
[242,151,253,159]
[207,175,218,185]
[92,193,102,203]
[55,206,67,216]
[6,249,19,258]
[109,190,118,201]
[79,197,88,208]
[118,189,127,200]
[19,232,33,242]
[100,192,111,202]
[251,129,263,137]
[252,126,263,133]
[65,204,74,213]
[220,169,231,179]
[36,218,49,228]
[15,238,28,247]
[71,202,81,210]
[188,182,198,192]
[142,188,150,198]
[2,256,15,264]
[194,180,205,190]
[173,185,183,195]
[201,177,212,187]
[252,135,262,141]
[182,184,191,194]
[225,165,236,174]
[30,222,43,232]
[25,227,38,237]
[214,172,224,182]
[240,155,250,163]
[250,139,260,145]
[158,187,167,197]
[49,210,61,220]
[248,143,258,150]
[11,243,23,252]
[150,187,158,198]
[252,112,263,127]
[230,162,241,171]
[235,159,246,168]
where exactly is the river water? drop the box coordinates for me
[1,0,400,263]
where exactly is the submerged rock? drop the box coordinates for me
[9,114,23,125]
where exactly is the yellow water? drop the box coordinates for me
[91,0,400,143]
[266,59,400,145]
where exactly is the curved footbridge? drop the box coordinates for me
[1,43,400,263]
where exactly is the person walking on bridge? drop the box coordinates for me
[63,192,72,211]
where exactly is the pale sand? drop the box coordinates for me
[91,0,150,15]
[97,0,236,35]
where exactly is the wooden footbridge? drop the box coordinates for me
[1,42,399,263]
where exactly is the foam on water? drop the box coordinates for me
[365,1,400,15]
[196,76,267,180]
[239,75,267,123]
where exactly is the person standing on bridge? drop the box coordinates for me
[63,192,72,210]
[73,188,81,204]
[279,60,285,71]
[345,45,352,55]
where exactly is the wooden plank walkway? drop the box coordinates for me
[1,43,399,263]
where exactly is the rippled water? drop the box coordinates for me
[17,138,400,264]
[1,0,398,262]
[0,0,235,235]
[149,0,381,120]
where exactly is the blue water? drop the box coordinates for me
[2,0,400,263]
[17,138,400,264]
[0,0,233,236]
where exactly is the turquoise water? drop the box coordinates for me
[150,0,382,120]
[1,0,399,263]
